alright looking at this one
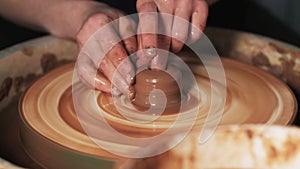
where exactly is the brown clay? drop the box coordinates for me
[131,69,181,112]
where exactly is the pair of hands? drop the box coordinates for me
[76,0,208,98]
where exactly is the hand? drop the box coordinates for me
[136,0,208,69]
[76,4,137,99]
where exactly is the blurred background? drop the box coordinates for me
[0,0,300,50]
[208,0,300,47]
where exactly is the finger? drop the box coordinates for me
[102,42,135,86]
[99,51,134,98]
[187,0,208,44]
[171,1,193,53]
[76,13,114,50]
[78,13,135,97]
[150,35,170,69]
[117,15,137,54]
[136,1,158,67]
[148,5,174,69]
[93,22,135,97]
[79,34,128,96]
[80,36,104,66]
[77,35,116,93]
[123,35,137,54]
[155,0,174,36]
[76,54,115,94]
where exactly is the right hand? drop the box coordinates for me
[76,4,137,99]
[135,0,209,70]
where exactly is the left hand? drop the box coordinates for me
[136,0,208,69]
[76,4,137,98]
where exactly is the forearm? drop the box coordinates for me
[0,0,107,40]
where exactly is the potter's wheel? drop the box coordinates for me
[19,54,297,168]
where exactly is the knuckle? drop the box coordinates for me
[88,13,113,27]
[137,2,156,12]
[124,42,137,54]
[99,59,108,70]
[119,16,136,29]
[194,0,208,14]
[75,33,85,47]
[155,0,174,11]
[76,13,114,44]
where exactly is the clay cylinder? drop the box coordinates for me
[131,69,182,112]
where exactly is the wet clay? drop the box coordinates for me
[20,58,297,162]
[131,69,182,113]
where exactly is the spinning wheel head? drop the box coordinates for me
[19,54,297,168]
